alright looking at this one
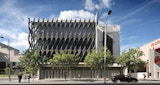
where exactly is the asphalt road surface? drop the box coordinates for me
[1,78,160,85]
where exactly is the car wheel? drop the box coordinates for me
[116,80,121,83]
[131,80,137,83]
[112,81,116,83]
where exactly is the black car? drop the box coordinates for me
[111,75,138,83]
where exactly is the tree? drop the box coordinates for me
[49,51,79,80]
[84,50,102,70]
[84,47,114,78]
[19,49,47,79]
[4,67,13,75]
[118,48,145,76]
[85,47,114,70]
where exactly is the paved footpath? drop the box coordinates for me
[0,77,107,84]
[1,77,160,85]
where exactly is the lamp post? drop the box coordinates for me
[104,10,112,84]
[0,36,11,81]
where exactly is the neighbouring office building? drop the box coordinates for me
[140,38,160,79]
[0,43,20,74]
[28,13,120,79]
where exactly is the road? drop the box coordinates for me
[1,77,160,85]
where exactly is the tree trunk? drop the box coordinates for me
[64,70,68,81]
[120,67,123,75]
[96,70,99,80]
[128,67,131,77]
[90,69,92,79]
[134,66,137,78]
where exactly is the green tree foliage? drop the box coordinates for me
[49,51,79,80]
[19,49,47,75]
[4,67,13,74]
[49,51,79,70]
[118,48,145,74]
[84,47,114,70]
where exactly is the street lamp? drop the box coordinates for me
[0,36,11,81]
[104,10,112,84]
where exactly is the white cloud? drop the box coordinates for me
[98,21,105,25]
[0,1,29,35]
[1,32,29,53]
[128,36,136,40]
[101,11,112,19]
[0,1,97,53]
[58,10,95,20]
[0,29,17,39]
[85,0,95,11]
[115,0,155,23]
[0,0,30,52]
[120,43,143,54]
[121,36,136,41]
[85,0,114,11]
[120,36,138,53]
[101,0,113,8]
[0,0,114,53]
[120,36,148,54]
[49,14,57,19]
[11,32,29,52]
[120,19,142,27]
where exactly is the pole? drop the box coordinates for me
[104,10,112,84]
[104,21,107,84]
[8,39,11,81]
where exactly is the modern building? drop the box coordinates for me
[139,38,160,79]
[96,25,120,61]
[28,14,120,79]
[0,43,20,74]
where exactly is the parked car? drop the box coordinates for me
[111,75,138,83]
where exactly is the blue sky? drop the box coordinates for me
[0,0,160,53]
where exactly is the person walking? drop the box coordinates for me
[143,74,146,80]
[18,73,22,83]
[28,74,31,83]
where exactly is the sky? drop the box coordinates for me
[0,0,160,53]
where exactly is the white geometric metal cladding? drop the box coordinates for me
[28,18,96,62]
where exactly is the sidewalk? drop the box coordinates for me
[1,77,160,84]
[140,78,160,81]
[0,77,105,84]
[0,78,39,84]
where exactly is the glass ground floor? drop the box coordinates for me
[38,67,122,80]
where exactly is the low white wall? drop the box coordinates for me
[137,72,147,79]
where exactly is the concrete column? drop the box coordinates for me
[37,67,40,80]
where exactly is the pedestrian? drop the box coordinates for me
[18,73,22,83]
[96,72,99,80]
[143,74,146,80]
[78,73,81,80]
[28,74,31,83]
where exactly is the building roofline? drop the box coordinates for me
[0,43,19,51]
[140,38,160,48]
[97,25,120,32]
[29,18,96,23]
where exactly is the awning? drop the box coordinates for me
[0,53,9,62]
